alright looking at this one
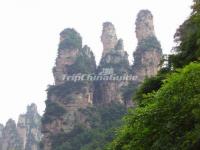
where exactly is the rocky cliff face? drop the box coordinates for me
[0,104,41,150]
[41,10,163,150]
[53,28,82,85]
[42,28,96,150]
[1,119,23,150]
[17,103,42,150]
[94,23,130,104]
[101,22,118,56]
[0,124,3,148]
[135,10,155,41]
[133,10,162,81]
[0,124,3,137]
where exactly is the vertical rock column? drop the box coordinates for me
[53,28,81,85]
[94,22,130,104]
[133,10,162,81]
[17,103,42,150]
[101,22,118,56]
[42,28,96,150]
[1,119,23,150]
[0,124,4,150]
[0,103,41,150]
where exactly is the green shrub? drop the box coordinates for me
[99,51,130,75]
[59,28,82,50]
[134,71,167,106]
[121,82,139,105]
[107,63,200,150]
[42,100,66,124]
[170,1,200,68]
[47,82,88,99]
[67,47,96,74]
[137,36,162,52]
[51,102,127,150]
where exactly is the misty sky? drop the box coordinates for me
[0,0,192,124]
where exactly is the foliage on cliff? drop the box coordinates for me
[121,82,139,104]
[170,0,200,68]
[134,70,167,106]
[42,100,66,124]
[42,81,92,125]
[107,63,200,150]
[50,102,127,150]
[107,1,200,149]
[68,46,96,74]
[99,50,130,75]
[59,28,82,50]
[137,36,162,52]
[47,82,88,99]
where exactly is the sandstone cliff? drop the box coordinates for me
[41,9,163,150]
[101,22,118,56]
[17,103,42,150]
[94,23,130,104]
[133,10,162,81]
[42,28,96,150]
[0,124,3,148]
[0,104,41,150]
[1,119,23,150]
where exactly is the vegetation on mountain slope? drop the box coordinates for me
[59,28,82,50]
[106,1,200,149]
[107,63,200,150]
[51,102,127,150]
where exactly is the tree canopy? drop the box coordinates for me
[106,1,200,149]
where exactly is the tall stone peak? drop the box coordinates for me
[5,119,16,128]
[101,22,118,55]
[136,9,155,42]
[133,10,162,81]
[1,119,23,150]
[95,24,130,105]
[42,29,96,149]
[41,11,163,149]
[115,39,124,50]
[0,124,3,138]
[17,103,41,150]
[59,28,82,50]
[0,124,3,149]
[18,103,41,125]
[82,45,94,55]
[53,28,83,85]
[0,104,41,150]
[27,103,38,114]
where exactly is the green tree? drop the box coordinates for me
[134,70,168,106]
[106,1,200,150]
[170,0,200,68]
[51,102,127,150]
[107,63,200,150]
[59,28,82,50]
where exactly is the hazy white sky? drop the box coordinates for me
[0,0,192,124]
